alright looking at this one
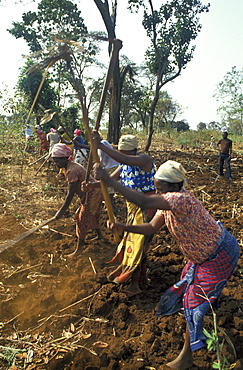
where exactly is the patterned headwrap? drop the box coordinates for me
[155,160,187,188]
[118,135,138,151]
[51,143,72,158]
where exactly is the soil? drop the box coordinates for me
[0,142,243,370]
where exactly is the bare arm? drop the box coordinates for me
[60,136,72,145]
[110,166,121,181]
[229,142,233,156]
[55,181,77,219]
[92,131,153,172]
[109,213,165,235]
[94,163,171,211]
[81,166,120,191]
[73,138,90,150]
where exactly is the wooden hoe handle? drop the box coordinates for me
[70,39,123,242]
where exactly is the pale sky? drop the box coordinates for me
[1,0,243,129]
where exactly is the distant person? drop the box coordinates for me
[24,124,34,152]
[35,125,49,154]
[217,131,232,180]
[210,135,215,149]
[46,128,60,154]
[46,128,60,168]
[73,129,89,167]
[57,126,74,153]
[25,124,33,140]
[51,143,103,257]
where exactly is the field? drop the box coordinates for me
[0,138,243,370]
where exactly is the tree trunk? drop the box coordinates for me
[94,0,121,144]
[145,85,160,152]
[107,60,121,144]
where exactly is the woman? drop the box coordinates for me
[72,129,89,166]
[94,160,240,370]
[35,125,49,153]
[92,132,156,296]
[52,143,103,258]
[46,128,60,153]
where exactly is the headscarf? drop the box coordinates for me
[74,129,82,136]
[118,135,138,151]
[154,160,187,188]
[51,143,72,158]
[50,128,57,133]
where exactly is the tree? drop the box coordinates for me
[0,83,31,151]
[197,122,207,130]
[62,104,81,133]
[207,121,220,130]
[8,0,88,53]
[154,91,182,131]
[118,57,152,131]
[173,120,189,132]
[128,0,210,151]
[8,0,102,126]
[214,66,243,135]
[17,60,58,124]
[94,0,137,143]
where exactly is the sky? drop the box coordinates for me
[1,0,243,129]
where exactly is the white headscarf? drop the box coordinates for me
[118,135,138,151]
[154,160,187,188]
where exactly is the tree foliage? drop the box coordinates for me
[173,120,189,132]
[0,84,31,151]
[17,60,58,121]
[117,56,151,131]
[128,0,210,150]
[214,66,243,135]
[8,0,87,52]
[154,91,182,129]
[197,121,207,130]
[8,0,104,125]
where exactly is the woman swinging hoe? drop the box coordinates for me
[89,132,156,296]
[51,143,103,257]
[94,160,240,370]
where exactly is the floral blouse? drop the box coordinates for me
[156,190,222,264]
[120,163,155,193]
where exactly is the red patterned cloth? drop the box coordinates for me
[156,190,222,263]
[63,161,103,238]
[156,224,240,351]
[51,143,72,158]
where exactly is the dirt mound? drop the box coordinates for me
[0,147,242,369]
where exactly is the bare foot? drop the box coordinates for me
[121,288,142,297]
[121,283,142,297]
[107,267,122,283]
[165,357,193,370]
[88,230,103,241]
